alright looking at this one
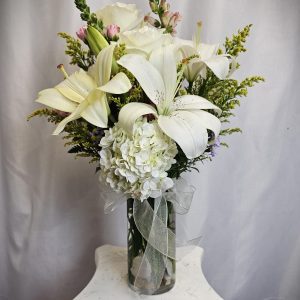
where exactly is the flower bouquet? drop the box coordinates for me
[28,0,264,295]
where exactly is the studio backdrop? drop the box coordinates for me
[0,0,299,299]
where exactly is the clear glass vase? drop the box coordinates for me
[127,198,176,295]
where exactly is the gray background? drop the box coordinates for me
[0,0,299,299]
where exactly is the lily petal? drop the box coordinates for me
[149,46,177,103]
[184,59,204,82]
[80,89,109,128]
[55,70,96,103]
[158,110,208,159]
[53,101,88,135]
[98,72,132,94]
[118,102,158,133]
[203,55,229,80]
[117,54,165,105]
[198,43,219,60]
[174,95,221,115]
[53,90,108,135]
[36,88,77,112]
[96,44,116,86]
[188,110,221,140]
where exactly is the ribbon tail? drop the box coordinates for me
[133,197,172,293]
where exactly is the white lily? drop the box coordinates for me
[117,46,222,159]
[36,44,132,135]
[178,23,230,82]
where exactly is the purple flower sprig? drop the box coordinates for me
[210,137,221,158]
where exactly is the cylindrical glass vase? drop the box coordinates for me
[127,198,176,295]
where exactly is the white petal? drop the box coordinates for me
[118,102,158,133]
[184,59,205,82]
[96,3,143,32]
[80,90,109,127]
[98,72,132,94]
[228,55,238,77]
[188,110,221,139]
[174,95,221,115]
[119,26,173,54]
[175,38,195,49]
[149,45,177,103]
[96,44,116,86]
[55,70,96,103]
[52,90,108,135]
[53,102,87,135]
[179,45,202,82]
[203,55,229,79]
[36,88,77,112]
[117,54,165,105]
[198,43,219,60]
[158,110,208,159]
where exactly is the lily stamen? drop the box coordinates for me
[57,64,69,79]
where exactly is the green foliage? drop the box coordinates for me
[108,82,143,110]
[193,70,264,126]
[28,109,103,163]
[27,108,64,123]
[224,24,253,58]
[114,44,127,61]
[108,46,145,111]
[58,32,94,70]
[168,147,211,179]
[63,120,103,163]
[169,25,265,176]
[74,0,103,32]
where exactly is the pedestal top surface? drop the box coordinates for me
[74,245,223,300]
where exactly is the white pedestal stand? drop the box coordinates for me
[74,245,224,300]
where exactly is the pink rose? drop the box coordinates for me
[76,26,87,41]
[104,24,121,39]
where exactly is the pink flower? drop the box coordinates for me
[168,12,182,28]
[104,24,120,40]
[76,26,87,41]
[161,11,182,35]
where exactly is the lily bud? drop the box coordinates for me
[86,26,109,55]
[76,26,87,41]
[104,24,120,40]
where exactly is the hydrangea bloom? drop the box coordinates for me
[99,118,178,201]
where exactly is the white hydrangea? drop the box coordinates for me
[99,118,178,201]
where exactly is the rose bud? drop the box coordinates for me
[104,24,120,40]
[76,26,87,41]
